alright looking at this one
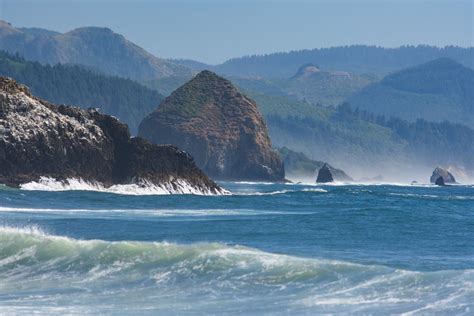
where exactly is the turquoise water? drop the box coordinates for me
[0,182,473,314]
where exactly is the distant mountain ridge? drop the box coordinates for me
[281,64,373,106]
[0,20,192,80]
[347,58,474,128]
[185,45,473,78]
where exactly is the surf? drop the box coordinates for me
[0,226,472,315]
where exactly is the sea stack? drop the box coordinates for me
[0,77,225,194]
[430,167,456,184]
[316,164,334,183]
[138,70,285,182]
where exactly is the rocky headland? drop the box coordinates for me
[0,77,225,194]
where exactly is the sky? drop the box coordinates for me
[0,0,472,64]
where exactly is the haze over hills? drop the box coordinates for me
[248,91,474,181]
[347,58,474,128]
[0,20,192,80]
[144,64,374,107]
[278,64,374,106]
[0,50,163,134]
[176,45,473,79]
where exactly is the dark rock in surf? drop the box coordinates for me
[277,147,352,182]
[316,164,334,183]
[430,167,456,184]
[435,176,446,186]
[0,76,225,194]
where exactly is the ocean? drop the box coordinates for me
[0,182,473,315]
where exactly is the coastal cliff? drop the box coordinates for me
[0,77,225,194]
[138,70,285,182]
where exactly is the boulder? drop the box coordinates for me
[430,167,456,184]
[435,176,446,186]
[277,147,351,182]
[316,164,334,183]
[138,70,285,182]
[0,76,225,194]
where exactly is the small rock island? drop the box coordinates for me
[430,167,456,185]
[316,164,334,183]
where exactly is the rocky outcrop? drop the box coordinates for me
[430,167,456,184]
[316,164,334,183]
[0,77,225,194]
[138,70,285,182]
[435,176,446,186]
[277,147,352,182]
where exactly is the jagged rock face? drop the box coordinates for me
[316,164,334,183]
[430,167,456,184]
[435,176,446,186]
[139,70,285,182]
[0,77,223,194]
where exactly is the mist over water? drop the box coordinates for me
[0,182,473,314]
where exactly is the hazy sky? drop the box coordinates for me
[0,0,472,64]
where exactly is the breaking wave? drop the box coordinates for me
[0,226,472,314]
[19,176,228,196]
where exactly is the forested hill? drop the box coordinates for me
[212,45,473,78]
[0,51,163,134]
[0,20,192,80]
[347,58,474,128]
[246,91,474,180]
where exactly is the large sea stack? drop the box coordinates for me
[0,77,224,194]
[138,70,285,182]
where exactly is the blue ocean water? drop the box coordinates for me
[0,182,473,315]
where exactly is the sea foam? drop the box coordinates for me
[0,226,472,315]
[20,176,229,196]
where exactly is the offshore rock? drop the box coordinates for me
[138,70,285,182]
[430,167,456,184]
[435,176,446,186]
[0,77,225,194]
[316,164,334,183]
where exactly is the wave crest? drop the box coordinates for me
[20,176,228,196]
[1,227,472,314]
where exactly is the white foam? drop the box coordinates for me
[0,206,309,217]
[20,177,229,196]
[235,188,327,196]
[389,193,474,200]
[0,225,473,314]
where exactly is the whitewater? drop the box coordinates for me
[0,182,473,315]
